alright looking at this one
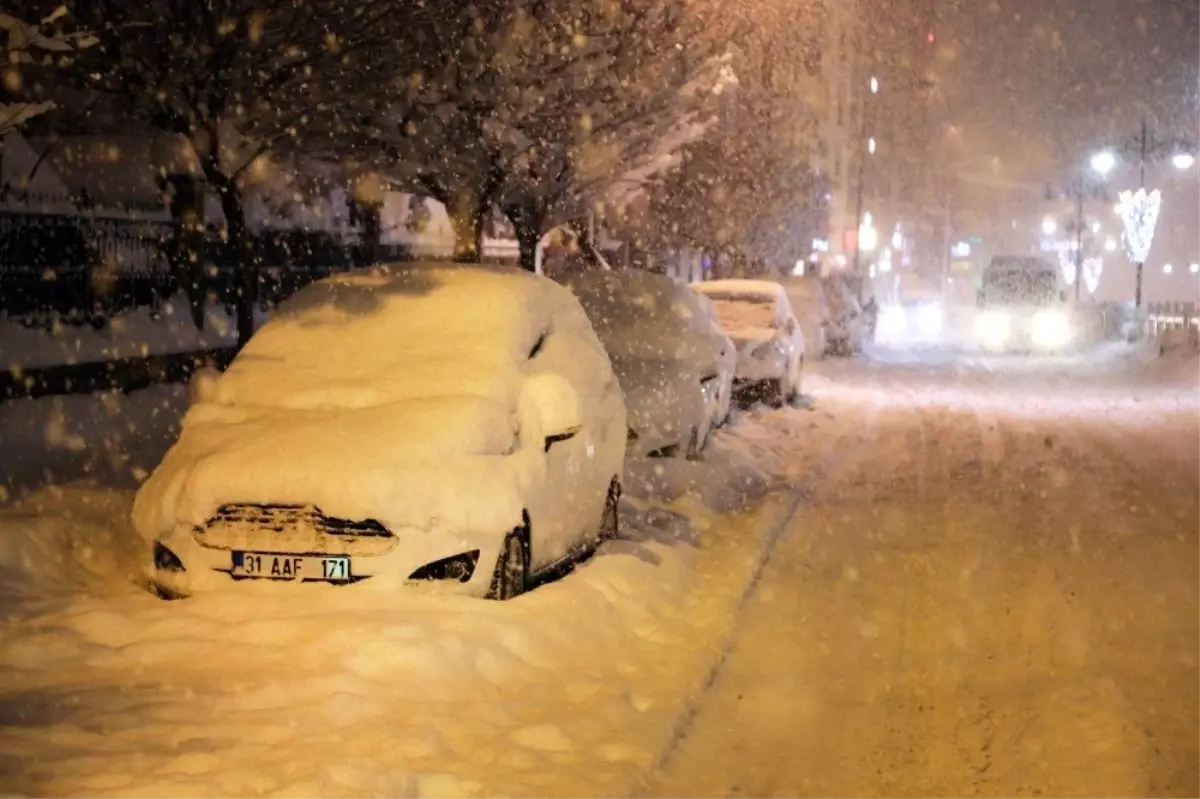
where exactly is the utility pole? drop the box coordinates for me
[1073,183,1084,304]
[1134,117,1148,308]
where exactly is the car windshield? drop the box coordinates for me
[700,294,778,330]
[981,267,1059,307]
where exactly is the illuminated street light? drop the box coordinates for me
[870,76,879,94]
[1163,263,1173,274]
[1089,221,1100,233]
[1191,263,1200,274]
[1090,150,1116,176]
[868,137,876,154]
[1041,217,1057,235]
[1104,236,1117,252]
[1172,153,1196,170]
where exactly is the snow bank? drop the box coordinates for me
[1,296,241,371]
[0,427,804,797]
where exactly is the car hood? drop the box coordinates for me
[132,396,530,541]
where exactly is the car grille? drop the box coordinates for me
[194,504,398,556]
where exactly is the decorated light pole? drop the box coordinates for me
[1092,117,1195,308]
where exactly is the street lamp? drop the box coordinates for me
[1172,153,1196,171]
[1041,217,1057,235]
[870,76,879,94]
[1090,150,1116,176]
[868,137,876,154]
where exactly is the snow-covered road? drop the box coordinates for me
[0,343,1195,797]
[648,348,1199,798]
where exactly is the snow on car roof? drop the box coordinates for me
[212,262,577,411]
[690,279,786,304]
[559,269,710,363]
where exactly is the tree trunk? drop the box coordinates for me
[214,181,255,349]
[507,199,547,273]
[515,219,540,273]
[448,193,485,263]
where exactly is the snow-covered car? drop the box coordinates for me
[820,274,868,355]
[780,276,831,358]
[691,279,805,405]
[559,269,734,458]
[690,292,738,427]
[134,263,627,601]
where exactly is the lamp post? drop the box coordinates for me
[851,75,879,294]
[1096,117,1195,308]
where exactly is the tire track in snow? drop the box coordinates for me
[635,393,889,792]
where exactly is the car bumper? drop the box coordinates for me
[150,522,503,598]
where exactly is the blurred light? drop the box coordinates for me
[859,225,878,252]
[927,31,936,43]
[868,137,876,154]
[1104,236,1117,251]
[1090,151,1116,176]
[1089,221,1100,233]
[976,311,1011,348]
[1042,217,1057,235]
[869,76,879,94]
[891,230,903,249]
[812,237,829,252]
[868,264,877,278]
[1190,263,1199,274]
[1172,153,1195,170]
[793,260,807,276]
[1163,263,1173,274]
[1032,310,1071,349]
[951,241,971,258]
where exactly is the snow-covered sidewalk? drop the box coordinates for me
[0,400,843,797]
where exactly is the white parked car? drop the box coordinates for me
[691,279,805,406]
[690,292,738,428]
[134,263,628,601]
[559,269,734,459]
[780,276,831,358]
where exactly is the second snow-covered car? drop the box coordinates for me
[692,279,806,406]
[560,269,734,458]
[134,263,627,601]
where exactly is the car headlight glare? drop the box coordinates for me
[976,311,1011,345]
[1032,310,1071,348]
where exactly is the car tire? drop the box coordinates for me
[486,528,529,601]
[766,378,787,408]
[598,477,621,541]
[685,424,706,461]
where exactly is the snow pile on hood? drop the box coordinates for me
[133,262,616,541]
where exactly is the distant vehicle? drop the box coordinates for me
[877,274,945,345]
[974,255,1073,351]
[560,268,735,458]
[135,263,627,601]
[819,274,869,355]
[691,278,805,406]
[779,276,831,358]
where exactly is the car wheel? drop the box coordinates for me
[598,477,621,541]
[685,424,707,461]
[487,528,529,601]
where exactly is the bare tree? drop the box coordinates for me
[68,0,418,347]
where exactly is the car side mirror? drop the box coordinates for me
[188,365,220,406]
[521,371,582,449]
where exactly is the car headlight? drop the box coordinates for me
[1032,310,1071,348]
[880,305,907,334]
[976,311,1011,346]
[915,303,943,334]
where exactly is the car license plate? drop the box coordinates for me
[232,552,351,582]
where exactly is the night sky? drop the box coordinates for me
[937,0,1198,179]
